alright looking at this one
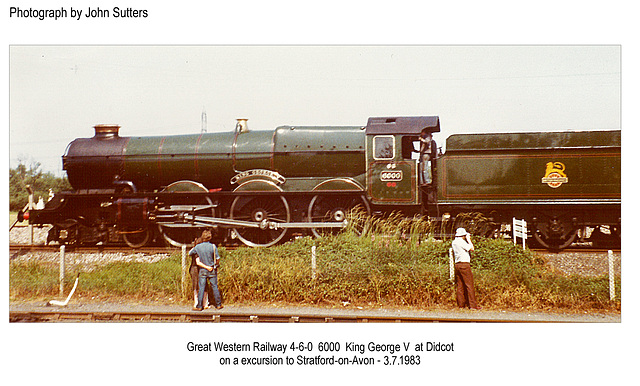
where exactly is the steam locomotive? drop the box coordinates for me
[24,116,621,250]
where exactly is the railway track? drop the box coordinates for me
[531,247,621,254]
[9,243,239,254]
[9,244,177,254]
[8,309,554,323]
[11,243,618,255]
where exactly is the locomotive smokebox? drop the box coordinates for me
[93,124,120,139]
[64,124,128,190]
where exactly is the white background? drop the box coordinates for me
[3,1,636,384]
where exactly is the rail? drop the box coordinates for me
[9,244,240,255]
[9,309,558,323]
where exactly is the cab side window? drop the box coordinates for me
[401,135,420,160]
[373,136,394,160]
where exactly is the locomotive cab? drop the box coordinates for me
[365,116,440,208]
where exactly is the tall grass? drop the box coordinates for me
[10,255,183,301]
[9,213,621,312]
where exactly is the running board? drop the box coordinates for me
[156,215,348,230]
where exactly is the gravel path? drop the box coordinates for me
[10,226,172,270]
[9,225,51,245]
[535,250,621,277]
[8,300,620,323]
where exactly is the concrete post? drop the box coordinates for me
[311,245,317,281]
[449,248,454,282]
[182,245,188,299]
[608,250,615,301]
[59,245,66,296]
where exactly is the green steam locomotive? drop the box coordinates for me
[26,116,620,250]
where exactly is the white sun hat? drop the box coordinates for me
[455,227,469,237]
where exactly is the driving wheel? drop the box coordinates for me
[230,194,290,247]
[308,194,370,238]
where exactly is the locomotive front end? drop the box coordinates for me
[63,124,128,190]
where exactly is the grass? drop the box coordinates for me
[9,213,621,313]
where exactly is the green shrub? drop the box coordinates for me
[10,223,620,312]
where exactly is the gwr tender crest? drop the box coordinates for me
[541,162,568,188]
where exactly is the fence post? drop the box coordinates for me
[59,245,66,296]
[311,245,317,281]
[449,248,454,282]
[182,245,188,299]
[27,185,34,245]
[608,250,615,301]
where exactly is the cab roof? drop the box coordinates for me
[366,116,440,135]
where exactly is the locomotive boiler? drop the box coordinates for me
[25,116,621,250]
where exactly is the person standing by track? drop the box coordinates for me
[189,229,223,311]
[452,227,481,310]
[189,235,214,309]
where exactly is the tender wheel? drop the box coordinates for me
[589,225,621,248]
[532,214,578,251]
[308,194,370,238]
[157,181,216,247]
[230,195,290,247]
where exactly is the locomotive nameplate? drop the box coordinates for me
[231,169,286,185]
[380,170,403,182]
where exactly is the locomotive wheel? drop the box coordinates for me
[230,195,290,247]
[307,194,370,238]
[52,219,80,246]
[589,225,621,249]
[158,181,216,247]
[122,227,151,248]
[532,215,578,251]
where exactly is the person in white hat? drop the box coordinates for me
[451,227,481,310]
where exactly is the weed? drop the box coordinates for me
[9,213,621,313]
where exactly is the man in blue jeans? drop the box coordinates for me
[189,229,223,311]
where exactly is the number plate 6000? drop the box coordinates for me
[380,170,403,181]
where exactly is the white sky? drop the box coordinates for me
[10,45,620,175]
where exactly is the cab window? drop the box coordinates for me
[401,135,420,160]
[373,136,394,160]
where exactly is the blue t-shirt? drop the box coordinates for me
[188,242,219,267]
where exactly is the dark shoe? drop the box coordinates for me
[215,305,224,310]
[192,307,203,311]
